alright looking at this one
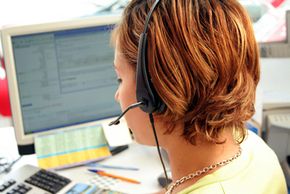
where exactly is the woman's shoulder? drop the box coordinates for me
[241,130,286,178]
[242,130,278,161]
[178,130,288,194]
[178,182,225,194]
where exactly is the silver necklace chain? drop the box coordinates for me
[165,147,242,194]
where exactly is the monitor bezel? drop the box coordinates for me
[1,15,120,154]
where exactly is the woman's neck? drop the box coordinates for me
[163,129,240,193]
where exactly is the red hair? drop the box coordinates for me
[113,0,260,144]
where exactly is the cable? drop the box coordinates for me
[0,157,8,171]
[0,156,22,174]
[149,113,170,190]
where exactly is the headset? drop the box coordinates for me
[109,0,170,187]
[109,0,165,125]
[136,0,165,113]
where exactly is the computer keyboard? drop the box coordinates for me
[0,164,74,194]
[25,169,71,193]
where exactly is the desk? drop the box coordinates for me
[0,126,165,194]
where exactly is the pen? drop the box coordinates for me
[87,163,139,171]
[88,169,140,184]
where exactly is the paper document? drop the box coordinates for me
[35,125,111,169]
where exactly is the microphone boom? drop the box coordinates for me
[109,102,144,126]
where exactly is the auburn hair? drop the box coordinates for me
[113,0,260,144]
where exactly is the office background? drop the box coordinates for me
[1,0,290,193]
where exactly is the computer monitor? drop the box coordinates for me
[1,15,121,155]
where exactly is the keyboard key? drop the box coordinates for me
[3,182,11,187]
[19,188,27,193]
[8,180,16,185]
[0,185,6,192]
[0,179,16,192]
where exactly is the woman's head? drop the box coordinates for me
[113,0,260,145]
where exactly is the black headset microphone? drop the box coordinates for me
[108,102,144,125]
[108,0,170,189]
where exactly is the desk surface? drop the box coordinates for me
[0,126,165,194]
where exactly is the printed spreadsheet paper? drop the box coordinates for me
[35,125,111,169]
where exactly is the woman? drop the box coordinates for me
[112,0,287,193]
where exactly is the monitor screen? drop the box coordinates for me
[1,15,121,154]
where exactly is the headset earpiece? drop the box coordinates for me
[109,0,165,126]
[135,0,165,114]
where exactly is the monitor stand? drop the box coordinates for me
[18,144,35,155]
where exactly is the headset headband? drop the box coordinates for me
[136,0,166,113]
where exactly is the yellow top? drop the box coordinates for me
[179,131,288,194]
